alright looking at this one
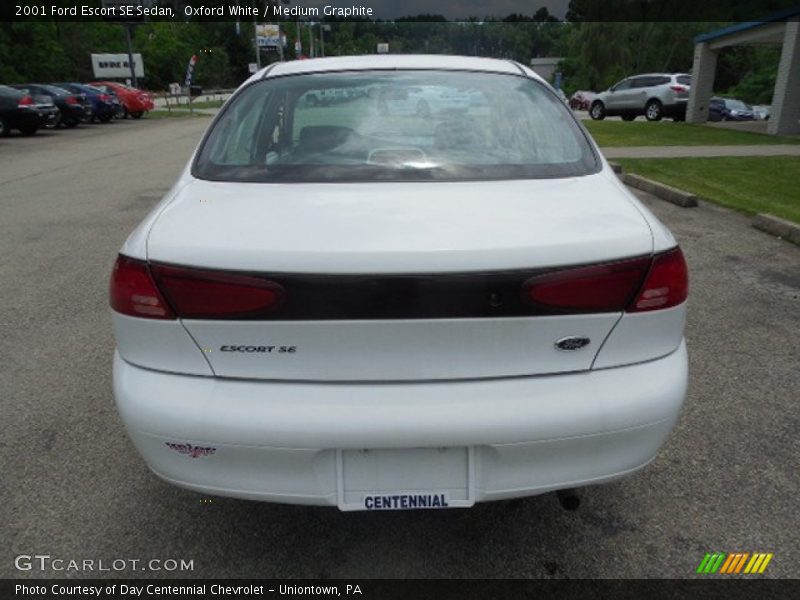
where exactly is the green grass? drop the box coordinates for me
[585,121,800,147]
[146,110,210,119]
[617,156,800,223]
[164,99,225,110]
[185,99,226,110]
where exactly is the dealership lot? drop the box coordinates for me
[1,118,798,578]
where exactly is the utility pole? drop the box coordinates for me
[253,14,261,68]
[123,22,137,88]
[101,1,140,85]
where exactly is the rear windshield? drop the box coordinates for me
[725,99,750,110]
[39,84,68,95]
[0,85,24,99]
[193,70,598,183]
[677,75,691,85]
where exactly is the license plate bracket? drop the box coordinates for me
[336,446,475,511]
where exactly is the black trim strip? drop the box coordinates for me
[507,60,528,76]
[150,257,651,321]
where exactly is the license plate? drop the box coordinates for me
[336,447,474,511]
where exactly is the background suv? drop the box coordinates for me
[590,73,691,121]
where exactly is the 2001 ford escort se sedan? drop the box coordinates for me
[111,55,688,511]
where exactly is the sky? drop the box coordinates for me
[299,1,571,20]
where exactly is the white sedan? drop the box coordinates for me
[111,55,688,511]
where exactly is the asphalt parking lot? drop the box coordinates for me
[1,117,798,579]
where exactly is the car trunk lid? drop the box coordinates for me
[146,174,654,381]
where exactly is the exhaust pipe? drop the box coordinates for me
[556,488,581,511]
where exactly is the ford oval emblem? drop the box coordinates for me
[555,336,591,351]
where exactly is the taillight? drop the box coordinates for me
[110,255,175,319]
[150,263,285,319]
[65,95,78,105]
[18,95,34,106]
[523,257,651,313]
[627,247,688,312]
[522,248,688,313]
[670,85,687,92]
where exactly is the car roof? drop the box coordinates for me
[256,55,539,81]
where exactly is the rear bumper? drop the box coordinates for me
[39,108,60,127]
[113,342,688,507]
[94,103,116,118]
[126,99,154,112]
[61,105,86,122]
[7,110,41,130]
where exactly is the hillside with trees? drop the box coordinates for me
[0,15,784,105]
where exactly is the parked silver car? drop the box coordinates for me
[590,73,691,122]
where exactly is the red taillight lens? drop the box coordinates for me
[18,95,34,106]
[65,95,78,105]
[628,247,688,312]
[523,257,651,313]
[670,85,687,92]
[522,248,688,314]
[150,263,285,319]
[110,255,175,319]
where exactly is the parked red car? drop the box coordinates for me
[89,81,154,118]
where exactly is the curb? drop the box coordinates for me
[752,213,800,246]
[622,173,699,208]
[614,163,799,248]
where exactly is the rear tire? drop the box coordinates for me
[64,119,78,128]
[99,114,112,123]
[131,111,143,119]
[645,100,663,121]
[589,101,606,120]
